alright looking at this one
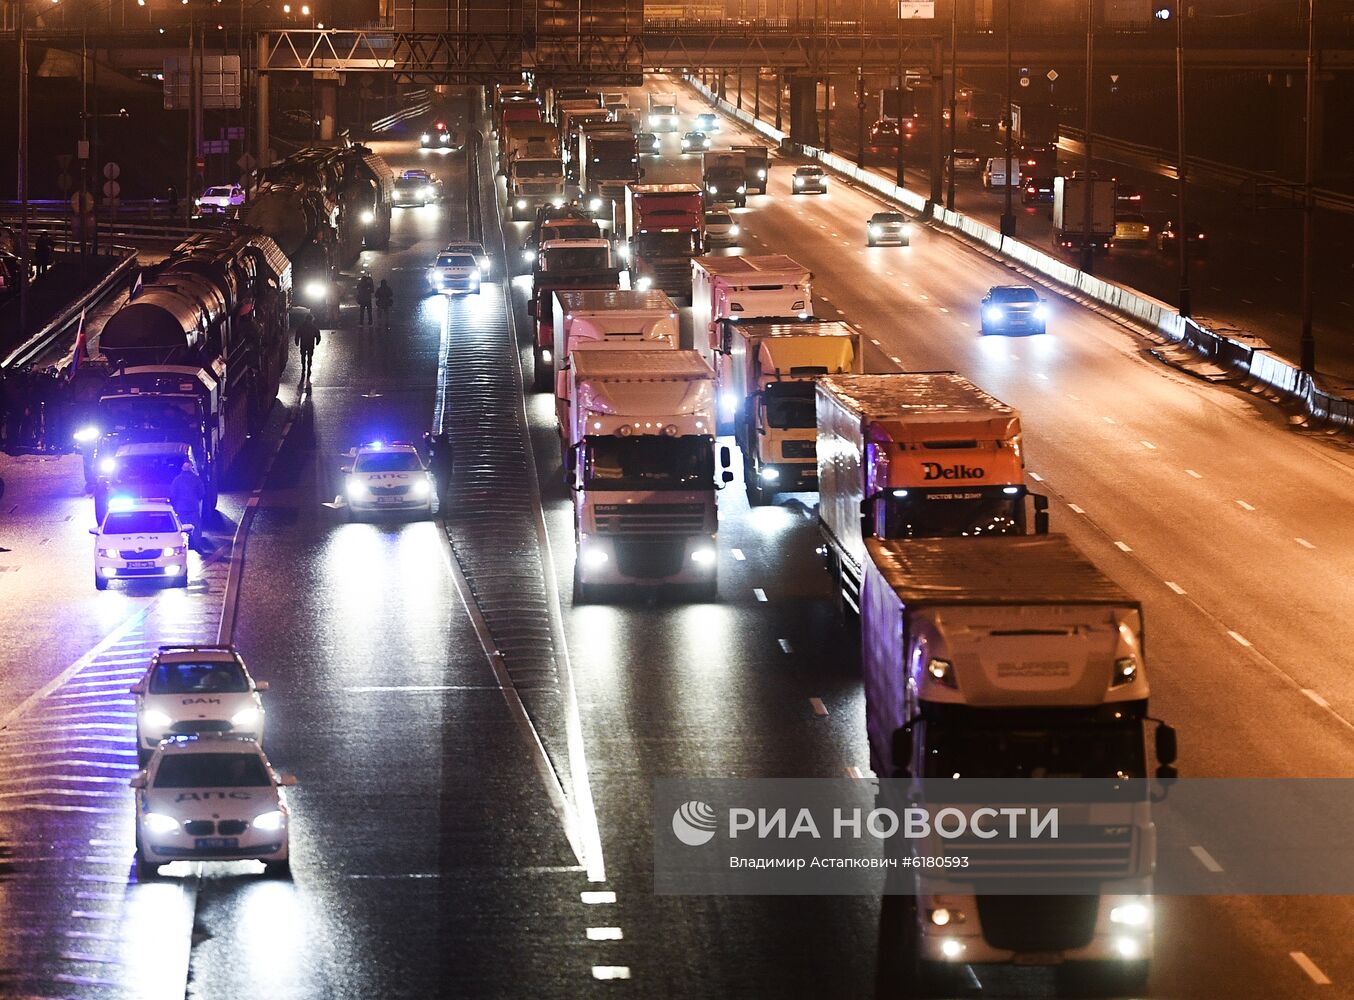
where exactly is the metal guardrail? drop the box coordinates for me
[1058,128,1354,217]
[370,99,432,133]
[686,74,1354,433]
[2,246,139,371]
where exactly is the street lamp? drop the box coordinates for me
[15,0,63,339]
[1080,0,1095,273]
[1173,0,1190,317]
[1000,0,1014,236]
[1300,0,1317,372]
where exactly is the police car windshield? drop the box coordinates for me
[153,752,272,788]
[149,661,249,695]
[103,511,178,534]
[436,254,477,269]
[355,452,423,473]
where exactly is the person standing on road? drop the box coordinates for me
[170,461,206,552]
[355,271,375,327]
[294,312,322,385]
[374,279,394,329]
[33,233,54,276]
[425,431,454,511]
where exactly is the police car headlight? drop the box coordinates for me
[252,810,285,832]
[410,479,431,499]
[99,547,119,558]
[346,480,370,500]
[73,425,100,444]
[143,812,180,834]
[231,707,261,728]
[304,280,327,302]
[161,546,186,558]
[360,210,374,224]
[99,457,117,474]
[516,198,527,210]
[758,169,767,179]
[140,709,173,731]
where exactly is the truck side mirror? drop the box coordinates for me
[1032,493,1050,534]
[860,498,875,538]
[891,725,913,776]
[719,446,731,468]
[527,299,537,318]
[565,448,577,474]
[1155,723,1178,767]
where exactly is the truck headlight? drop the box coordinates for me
[1116,937,1141,959]
[516,198,527,210]
[142,812,180,834]
[707,184,718,194]
[304,280,328,302]
[73,425,100,444]
[360,210,374,224]
[617,244,630,261]
[522,248,535,263]
[941,939,964,960]
[583,546,609,568]
[635,276,652,291]
[758,169,766,179]
[1110,902,1150,927]
[690,547,716,566]
[926,658,956,687]
[589,198,602,212]
[346,480,370,500]
[1112,657,1138,687]
[252,810,285,831]
[758,468,779,482]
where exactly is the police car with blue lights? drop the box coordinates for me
[130,644,268,764]
[130,735,294,878]
[91,498,189,590]
[343,441,434,518]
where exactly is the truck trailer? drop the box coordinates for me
[1052,176,1116,252]
[862,534,1177,996]
[565,350,732,602]
[624,183,705,302]
[815,372,1048,611]
[648,91,680,132]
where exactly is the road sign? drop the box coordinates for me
[70,191,94,213]
[102,180,120,199]
[237,152,257,172]
[1020,78,1030,87]
[223,126,244,140]
[77,140,90,160]
[898,0,935,17]
[200,139,230,155]
[1110,73,1120,83]
[1046,70,1060,82]
[102,162,120,180]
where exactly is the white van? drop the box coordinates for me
[982,157,1022,189]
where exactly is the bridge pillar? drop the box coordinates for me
[717,70,727,101]
[318,82,338,141]
[737,66,744,111]
[256,36,271,168]
[775,70,783,132]
[1280,72,1327,179]
[789,75,820,146]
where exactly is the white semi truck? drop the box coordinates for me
[648,91,680,132]
[565,350,733,602]
[863,534,1177,997]
[690,254,813,429]
[716,319,861,505]
[816,373,1049,612]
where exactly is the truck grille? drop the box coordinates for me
[942,824,1136,878]
[781,439,816,459]
[614,539,686,579]
[975,895,1099,952]
[648,260,695,294]
[594,503,706,535]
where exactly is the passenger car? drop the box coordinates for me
[195,185,245,215]
[704,211,740,246]
[393,169,442,207]
[131,735,294,878]
[421,120,455,148]
[1021,176,1055,205]
[980,285,1049,335]
[867,211,912,247]
[130,644,268,763]
[428,251,482,294]
[444,241,491,277]
[1156,219,1208,256]
[951,149,983,175]
[694,112,720,133]
[681,131,712,152]
[91,500,189,591]
[638,131,662,155]
[344,442,435,517]
[792,165,827,194]
[1114,213,1152,244]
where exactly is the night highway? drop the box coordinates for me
[3,9,1354,999]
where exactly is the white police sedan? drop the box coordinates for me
[131,735,294,879]
[130,645,268,764]
[344,442,434,518]
[427,250,482,295]
[91,499,189,591]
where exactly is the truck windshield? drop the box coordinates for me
[881,492,1023,538]
[585,436,713,491]
[544,248,610,271]
[102,396,198,433]
[515,161,562,179]
[635,231,699,256]
[763,384,817,429]
[117,453,189,485]
[921,717,1145,780]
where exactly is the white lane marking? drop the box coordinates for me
[869,338,882,346]
[1190,845,1224,873]
[753,588,768,602]
[1303,689,1331,709]
[1235,499,1255,511]
[938,307,949,313]
[1228,630,1252,648]
[820,295,831,303]
[809,697,829,717]
[1290,952,1331,986]
[845,766,863,781]
[342,684,498,692]
[961,321,971,327]
[1165,581,1187,595]
[1186,469,1203,479]
[1141,440,1156,450]
[1103,416,1117,425]
[1068,393,1081,401]
[1114,541,1132,552]
[731,547,746,560]
[1296,537,1316,549]
[1034,373,1048,380]
[593,966,632,981]
[890,356,904,366]
[582,891,616,904]
[778,639,793,654]
[587,927,624,941]
[1068,503,1086,515]
[1028,471,1043,482]
[918,293,929,301]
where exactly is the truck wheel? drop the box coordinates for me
[1056,960,1150,998]
[877,895,959,999]
[745,480,767,507]
[532,351,552,393]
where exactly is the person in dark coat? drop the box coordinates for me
[355,272,374,327]
[424,431,454,511]
[33,233,54,276]
[169,462,206,551]
[294,313,322,384]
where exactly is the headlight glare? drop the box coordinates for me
[143,812,180,834]
[231,707,261,727]
[252,810,285,831]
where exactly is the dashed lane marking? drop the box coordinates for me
[753,588,768,602]
[1290,953,1331,986]
[731,548,746,560]
[586,928,624,941]
[593,967,632,981]
[1141,440,1156,450]
[582,891,616,904]
[1165,581,1187,595]
[1296,538,1316,549]
[845,766,863,781]
[1190,845,1223,873]
[1114,541,1132,552]
[1068,504,1086,515]
[809,698,829,717]
[1236,500,1255,511]
[1103,416,1117,425]
[1029,472,1043,481]
[1303,689,1331,709]
[1228,631,1252,648]
[1186,469,1203,478]
[778,639,793,654]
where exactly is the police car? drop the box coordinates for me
[444,241,491,277]
[91,499,189,591]
[130,735,294,879]
[420,119,455,148]
[344,442,434,518]
[129,645,268,764]
[427,250,482,295]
